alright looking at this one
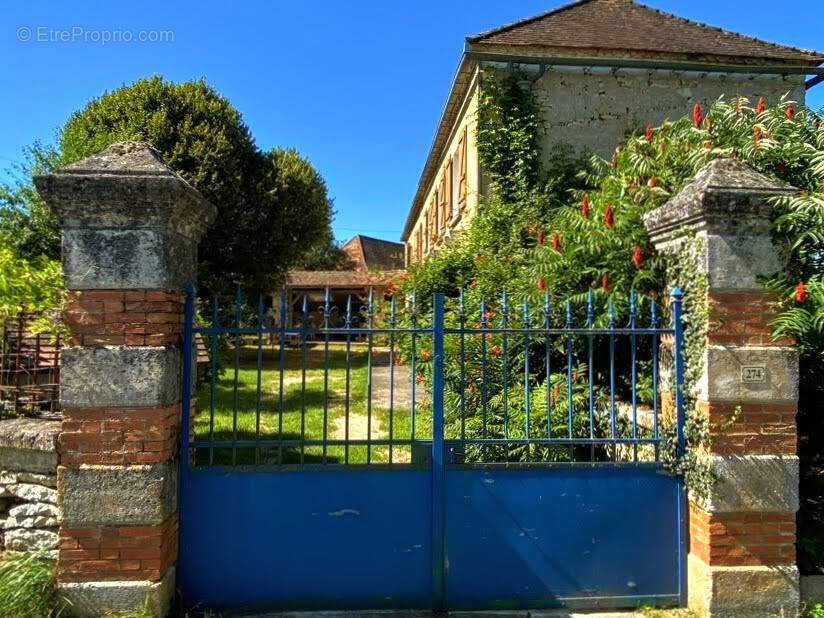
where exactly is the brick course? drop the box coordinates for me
[707,291,794,346]
[60,405,179,465]
[58,515,178,582]
[66,290,183,346]
[697,401,797,456]
[689,505,795,567]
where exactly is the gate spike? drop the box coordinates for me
[323,287,331,327]
[500,290,508,327]
[628,289,636,329]
[608,299,615,328]
[345,295,353,328]
[522,298,530,328]
[543,291,551,328]
[458,288,465,318]
[389,296,396,328]
[586,290,594,328]
[565,300,573,328]
[650,296,658,328]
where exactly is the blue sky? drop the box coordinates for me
[2,1,822,244]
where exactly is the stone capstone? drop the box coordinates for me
[0,418,60,475]
[4,527,58,552]
[60,345,181,408]
[16,471,57,487]
[705,454,799,513]
[4,502,60,528]
[59,566,175,618]
[59,462,177,526]
[5,482,58,504]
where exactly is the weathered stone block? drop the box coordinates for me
[699,345,798,402]
[5,482,58,504]
[59,462,177,526]
[688,553,799,617]
[4,502,59,528]
[62,228,197,290]
[4,527,58,552]
[801,574,824,605]
[705,455,799,513]
[0,418,60,475]
[59,566,175,618]
[705,233,784,291]
[17,471,57,487]
[60,345,180,408]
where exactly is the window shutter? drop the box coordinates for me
[440,167,448,233]
[458,127,468,209]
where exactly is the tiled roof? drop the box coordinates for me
[468,0,824,65]
[357,236,405,270]
[286,270,376,288]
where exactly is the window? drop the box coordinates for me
[423,208,429,252]
[406,242,412,266]
[458,127,467,209]
[440,166,450,233]
[451,151,460,220]
[430,196,438,247]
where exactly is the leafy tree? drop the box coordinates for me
[0,248,64,333]
[296,228,353,271]
[56,76,333,297]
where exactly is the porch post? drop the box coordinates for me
[644,159,800,617]
[35,142,215,617]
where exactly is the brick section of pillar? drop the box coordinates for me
[644,159,800,617]
[35,142,215,617]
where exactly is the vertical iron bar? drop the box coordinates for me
[300,295,308,465]
[629,290,638,462]
[344,295,353,464]
[277,288,286,466]
[388,297,396,464]
[431,293,446,610]
[672,287,686,458]
[209,296,218,465]
[480,298,488,460]
[523,299,530,460]
[501,291,508,459]
[459,289,466,451]
[651,300,660,461]
[322,288,331,464]
[587,291,595,461]
[232,286,241,466]
[255,295,264,466]
[544,293,551,440]
[366,288,374,464]
[565,301,573,448]
[180,283,195,473]
[410,293,417,442]
[608,301,616,460]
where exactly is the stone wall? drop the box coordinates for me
[530,67,806,162]
[0,417,60,556]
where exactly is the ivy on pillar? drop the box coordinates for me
[645,159,800,617]
[35,142,215,617]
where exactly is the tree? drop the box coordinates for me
[56,76,333,297]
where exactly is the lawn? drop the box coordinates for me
[192,341,432,466]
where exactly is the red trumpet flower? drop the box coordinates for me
[786,106,795,119]
[632,246,643,268]
[604,204,614,228]
[692,103,702,128]
[552,232,562,252]
[648,176,657,188]
[795,281,807,303]
[756,97,766,115]
[601,273,609,292]
[753,126,762,145]
[537,230,545,245]
[644,125,653,142]
[537,277,546,292]
[581,195,590,218]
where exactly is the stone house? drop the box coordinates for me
[401,0,824,265]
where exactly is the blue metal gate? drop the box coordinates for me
[178,286,686,613]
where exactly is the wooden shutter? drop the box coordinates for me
[430,197,437,246]
[458,127,467,209]
[440,167,448,233]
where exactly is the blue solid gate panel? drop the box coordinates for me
[444,466,683,610]
[179,468,434,611]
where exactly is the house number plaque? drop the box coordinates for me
[741,365,766,383]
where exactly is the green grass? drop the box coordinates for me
[193,342,431,465]
[0,551,65,617]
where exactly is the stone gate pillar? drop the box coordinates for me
[644,159,800,617]
[35,142,215,616]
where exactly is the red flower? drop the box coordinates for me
[795,281,807,303]
[537,277,546,292]
[644,125,653,142]
[786,106,795,119]
[581,195,590,218]
[648,176,656,188]
[610,155,617,168]
[692,102,702,128]
[601,273,609,292]
[821,178,824,195]
[703,140,712,150]
[489,345,503,357]
[632,246,643,268]
[604,204,614,228]
[537,230,545,245]
[753,126,762,145]
[756,97,766,115]
[552,232,562,252]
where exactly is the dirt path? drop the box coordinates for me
[331,413,411,463]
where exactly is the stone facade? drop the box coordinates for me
[644,159,800,617]
[0,417,60,555]
[531,67,806,161]
[34,141,215,617]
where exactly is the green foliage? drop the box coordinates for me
[807,603,824,618]
[0,141,62,261]
[476,69,543,201]
[58,75,333,297]
[0,551,65,617]
[0,247,65,333]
